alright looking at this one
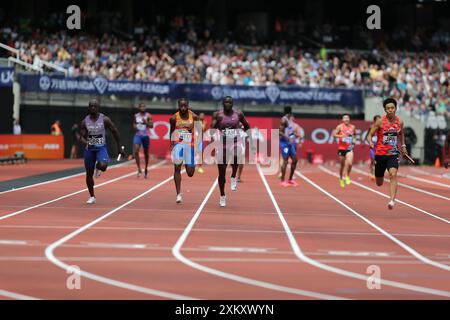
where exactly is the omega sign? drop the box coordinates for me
[149,121,170,140]
[310,128,368,144]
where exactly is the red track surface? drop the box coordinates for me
[0,160,449,300]
[0,159,84,182]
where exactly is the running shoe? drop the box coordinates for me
[144,169,148,179]
[231,177,237,191]
[370,175,375,182]
[288,179,299,186]
[339,179,345,188]
[198,167,204,174]
[388,200,395,210]
[95,169,101,178]
[86,196,96,204]
[137,171,142,178]
[345,176,351,185]
[237,177,242,183]
[219,195,226,207]
[176,194,183,204]
[280,180,290,187]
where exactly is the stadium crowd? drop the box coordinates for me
[1,14,449,119]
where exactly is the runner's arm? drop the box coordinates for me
[208,111,219,141]
[279,118,289,140]
[169,116,176,151]
[147,114,153,128]
[332,124,342,138]
[238,110,250,132]
[399,119,408,156]
[132,115,137,130]
[239,110,255,152]
[191,112,202,150]
[79,120,88,146]
[210,111,218,129]
[365,119,381,148]
[104,116,123,155]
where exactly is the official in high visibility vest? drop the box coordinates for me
[51,120,62,136]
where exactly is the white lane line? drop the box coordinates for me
[2,224,450,238]
[0,161,166,221]
[352,167,450,201]
[0,289,40,300]
[398,172,450,189]
[204,246,272,253]
[3,256,449,265]
[0,241,420,260]
[300,169,450,272]
[409,167,450,179]
[0,160,133,195]
[45,170,195,300]
[172,179,347,300]
[81,242,155,249]
[0,240,33,245]
[320,166,450,225]
[326,251,391,257]
[257,164,450,298]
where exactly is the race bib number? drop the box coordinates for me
[343,136,353,144]
[136,123,146,131]
[382,135,397,146]
[222,128,238,138]
[88,134,105,146]
[179,130,192,143]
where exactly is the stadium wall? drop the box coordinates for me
[0,87,13,134]
[20,104,373,162]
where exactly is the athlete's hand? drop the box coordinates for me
[368,142,374,149]
[118,146,127,159]
[400,145,408,156]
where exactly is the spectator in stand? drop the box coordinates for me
[1,15,448,121]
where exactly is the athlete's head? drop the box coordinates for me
[373,115,381,123]
[284,106,292,116]
[199,112,205,121]
[223,96,233,112]
[138,102,146,113]
[383,98,397,116]
[178,98,189,114]
[342,114,350,125]
[88,99,100,116]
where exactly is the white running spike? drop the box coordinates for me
[388,200,395,210]
[86,197,96,204]
[219,195,226,207]
[231,177,237,191]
